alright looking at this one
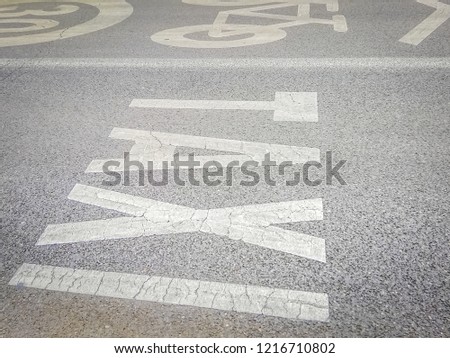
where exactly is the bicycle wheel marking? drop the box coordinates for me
[0,0,133,47]
[151,24,287,49]
[183,0,281,6]
[151,0,348,48]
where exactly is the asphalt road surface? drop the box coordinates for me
[1,0,449,338]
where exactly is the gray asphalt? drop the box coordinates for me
[1,0,450,338]
[0,0,449,58]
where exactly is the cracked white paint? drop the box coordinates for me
[399,0,450,45]
[85,127,320,173]
[130,92,318,122]
[9,263,329,321]
[0,0,133,48]
[37,184,326,262]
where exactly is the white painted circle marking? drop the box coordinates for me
[0,18,59,33]
[0,0,133,47]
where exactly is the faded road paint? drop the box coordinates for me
[9,263,329,321]
[0,0,133,47]
[399,0,450,45]
[37,184,326,262]
[85,127,320,173]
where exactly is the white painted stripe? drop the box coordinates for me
[110,128,319,159]
[85,127,319,173]
[37,185,326,261]
[9,263,329,321]
[274,92,317,121]
[131,98,275,111]
[67,183,188,216]
[0,58,449,69]
[37,217,200,245]
[130,92,318,122]
[399,1,450,45]
[86,155,251,172]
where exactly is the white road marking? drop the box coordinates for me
[130,92,318,122]
[9,263,329,321]
[183,0,286,6]
[0,18,59,33]
[399,0,450,45]
[37,184,326,262]
[0,4,80,17]
[151,0,346,48]
[152,24,287,49]
[1,58,448,69]
[0,0,133,48]
[85,127,320,173]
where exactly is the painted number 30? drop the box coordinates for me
[0,0,133,48]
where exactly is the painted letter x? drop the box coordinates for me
[37,184,326,262]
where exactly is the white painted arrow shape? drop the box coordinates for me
[130,92,318,122]
[37,184,326,262]
[9,263,329,321]
[399,0,450,45]
[85,127,320,173]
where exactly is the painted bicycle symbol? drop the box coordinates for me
[151,0,348,48]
